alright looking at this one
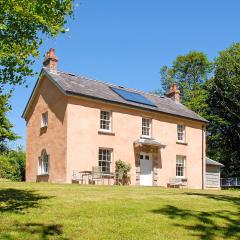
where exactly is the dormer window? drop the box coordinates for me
[142,118,151,138]
[100,110,111,132]
[41,112,48,128]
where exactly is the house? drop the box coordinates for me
[23,48,210,189]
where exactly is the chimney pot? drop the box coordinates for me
[43,48,58,73]
[165,83,180,103]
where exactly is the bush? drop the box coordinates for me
[0,147,25,181]
[115,160,131,185]
[115,160,131,174]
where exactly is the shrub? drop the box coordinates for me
[115,160,131,185]
[0,147,25,181]
[115,160,131,174]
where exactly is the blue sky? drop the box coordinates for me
[7,0,240,148]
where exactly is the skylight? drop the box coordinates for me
[111,87,156,107]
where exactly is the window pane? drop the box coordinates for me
[177,125,185,141]
[42,112,48,127]
[176,156,185,177]
[98,149,112,173]
[100,111,111,131]
[39,151,49,174]
[142,118,151,136]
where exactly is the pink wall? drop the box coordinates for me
[66,95,206,189]
[25,76,68,183]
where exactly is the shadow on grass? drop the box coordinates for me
[151,192,240,240]
[0,188,52,213]
[0,189,67,239]
[1,222,68,240]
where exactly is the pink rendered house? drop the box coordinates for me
[22,49,212,189]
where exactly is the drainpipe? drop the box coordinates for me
[202,125,205,190]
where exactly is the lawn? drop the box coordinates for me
[0,182,239,240]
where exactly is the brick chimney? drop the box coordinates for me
[43,48,58,73]
[165,83,180,103]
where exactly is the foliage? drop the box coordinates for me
[158,45,240,177]
[0,0,74,88]
[0,92,19,151]
[115,160,131,174]
[207,43,240,177]
[160,51,212,115]
[115,160,131,185]
[0,147,25,181]
[0,0,74,151]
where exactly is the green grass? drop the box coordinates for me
[0,178,12,182]
[0,182,239,240]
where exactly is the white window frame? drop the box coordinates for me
[142,118,151,138]
[98,148,112,173]
[41,112,48,128]
[176,156,186,178]
[100,110,112,132]
[177,124,185,142]
[39,150,49,175]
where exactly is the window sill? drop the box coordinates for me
[40,126,48,135]
[37,174,49,176]
[176,176,186,179]
[176,141,188,145]
[141,135,151,139]
[176,177,187,181]
[98,130,115,136]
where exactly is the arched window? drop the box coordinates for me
[39,149,49,175]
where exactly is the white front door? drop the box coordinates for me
[140,152,153,186]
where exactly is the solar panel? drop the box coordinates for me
[111,87,156,107]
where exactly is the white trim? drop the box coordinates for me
[141,118,152,138]
[99,110,112,132]
[176,155,186,178]
[41,111,48,128]
[98,148,113,173]
[177,124,185,142]
[39,150,49,175]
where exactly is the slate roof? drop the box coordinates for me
[206,157,224,167]
[23,68,208,123]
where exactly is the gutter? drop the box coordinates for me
[202,125,205,189]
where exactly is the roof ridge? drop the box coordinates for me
[57,70,165,99]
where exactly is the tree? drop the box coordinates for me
[207,43,240,177]
[159,51,212,116]
[0,147,25,181]
[0,0,74,88]
[0,92,19,151]
[0,0,75,151]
